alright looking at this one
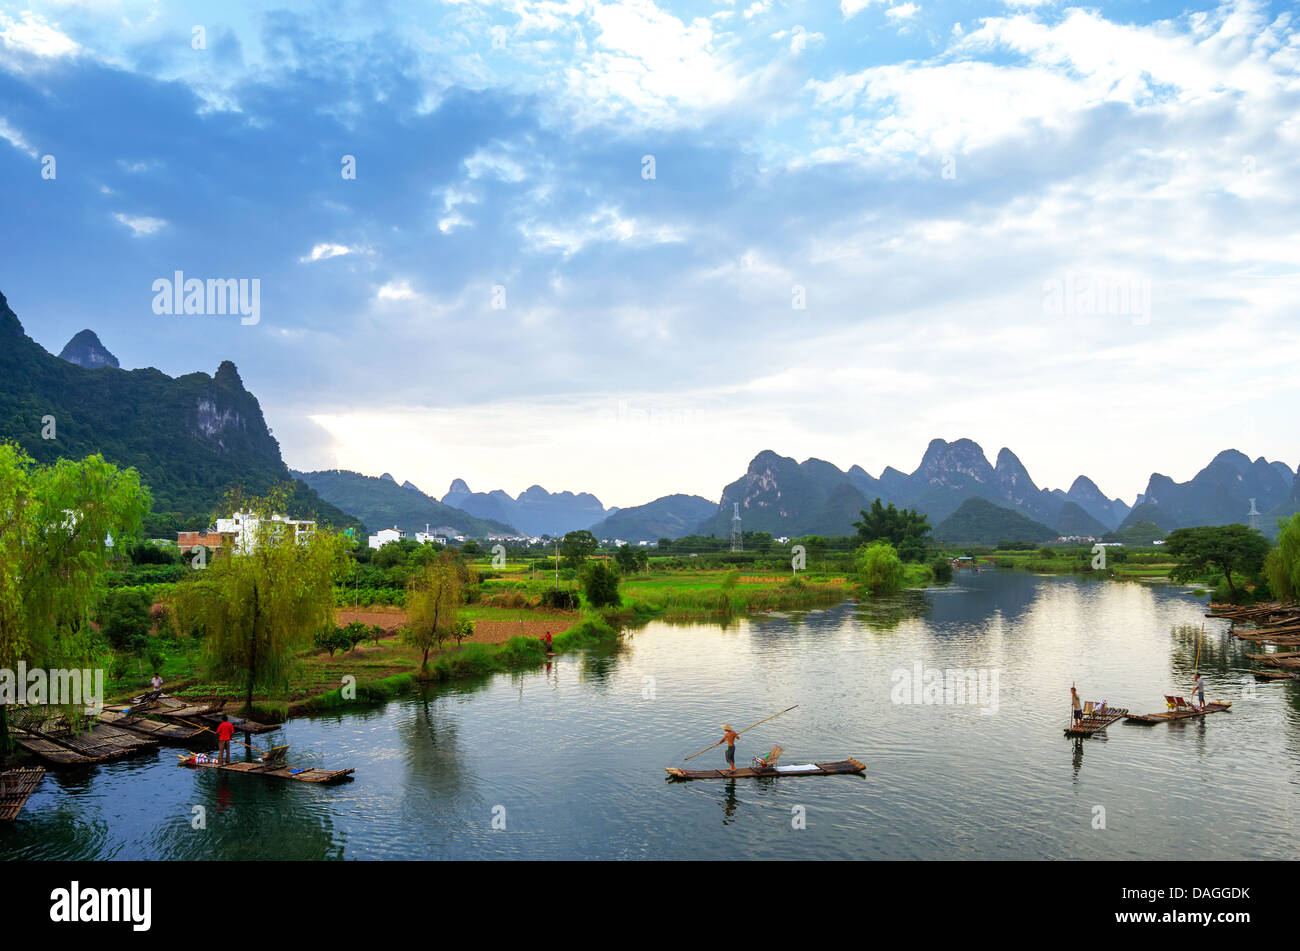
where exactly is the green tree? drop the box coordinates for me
[99,589,153,653]
[1264,514,1300,601]
[0,445,150,755]
[560,530,598,569]
[403,552,464,671]
[580,560,622,608]
[1164,524,1271,598]
[614,544,639,573]
[172,492,346,712]
[856,541,905,596]
[854,499,931,562]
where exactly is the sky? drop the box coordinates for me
[1,0,1297,510]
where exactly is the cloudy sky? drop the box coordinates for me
[2,0,1297,509]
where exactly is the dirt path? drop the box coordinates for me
[334,607,580,645]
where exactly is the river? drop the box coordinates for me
[3,570,1297,860]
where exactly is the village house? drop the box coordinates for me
[369,526,407,549]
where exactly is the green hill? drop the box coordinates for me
[295,470,516,538]
[0,290,361,537]
[588,493,717,541]
[935,497,1058,545]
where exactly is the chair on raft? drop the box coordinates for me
[751,745,783,770]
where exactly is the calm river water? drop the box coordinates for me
[3,571,1297,860]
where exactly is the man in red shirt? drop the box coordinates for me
[215,714,235,764]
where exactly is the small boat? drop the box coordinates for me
[665,758,865,781]
[1125,700,1231,724]
[177,754,354,784]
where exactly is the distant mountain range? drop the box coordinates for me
[0,292,360,536]
[294,470,518,538]
[7,290,1293,547]
[440,479,611,537]
[689,439,1296,542]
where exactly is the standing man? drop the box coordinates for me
[150,671,163,693]
[721,723,740,772]
[1070,686,1083,725]
[216,714,235,765]
[1191,672,1206,711]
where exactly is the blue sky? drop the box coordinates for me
[2,0,1297,509]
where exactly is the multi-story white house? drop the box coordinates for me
[368,526,407,549]
[414,525,448,545]
[215,511,316,553]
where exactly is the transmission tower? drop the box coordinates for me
[731,502,743,552]
[1247,497,1262,533]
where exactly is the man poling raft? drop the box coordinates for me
[665,705,866,781]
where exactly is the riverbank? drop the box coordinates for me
[102,570,861,725]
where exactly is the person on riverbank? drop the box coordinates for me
[150,672,163,692]
[721,723,740,772]
[544,631,553,654]
[216,714,235,765]
[1191,673,1206,710]
[1070,686,1083,725]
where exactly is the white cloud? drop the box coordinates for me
[300,243,354,262]
[841,0,887,20]
[0,116,37,157]
[112,212,166,236]
[0,12,79,59]
[376,280,419,301]
[520,205,684,255]
[887,3,920,22]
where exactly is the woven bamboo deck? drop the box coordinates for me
[0,767,45,821]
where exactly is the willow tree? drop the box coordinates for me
[0,444,149,756]
[1264,514,1300,601]
[172,499,346,713]
[404,553,464,672]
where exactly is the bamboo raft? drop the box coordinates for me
[10,719,158,765]
[1251,670,1298,681]
[99,709,206,743]
[177,754,354,784]
[1125,702,1232,724]
[1246,652,1300,669]
[109,694,279,734]
[0,767,45,821]
[665,758,865,781]
[1064,707,1129,737]
[11,729,97,765]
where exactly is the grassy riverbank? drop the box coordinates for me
[104,569,864,721]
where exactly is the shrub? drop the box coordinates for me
[580,561,622,608]
[541,587,580,610]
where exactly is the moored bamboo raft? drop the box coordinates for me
[0,767,45,821]
[177,754,354,784]
[1064,707,1129,737]
[665,758,865,781]
[99,709,206,743]
[11,729,98,766]
[1125,702,1232,724]
[1246,652,1300,669]
[1251,670,1299,681]
[11,721,157,764]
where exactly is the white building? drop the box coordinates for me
[368,526,407,549]
[215,511,316,553]
[415,525,447,545]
